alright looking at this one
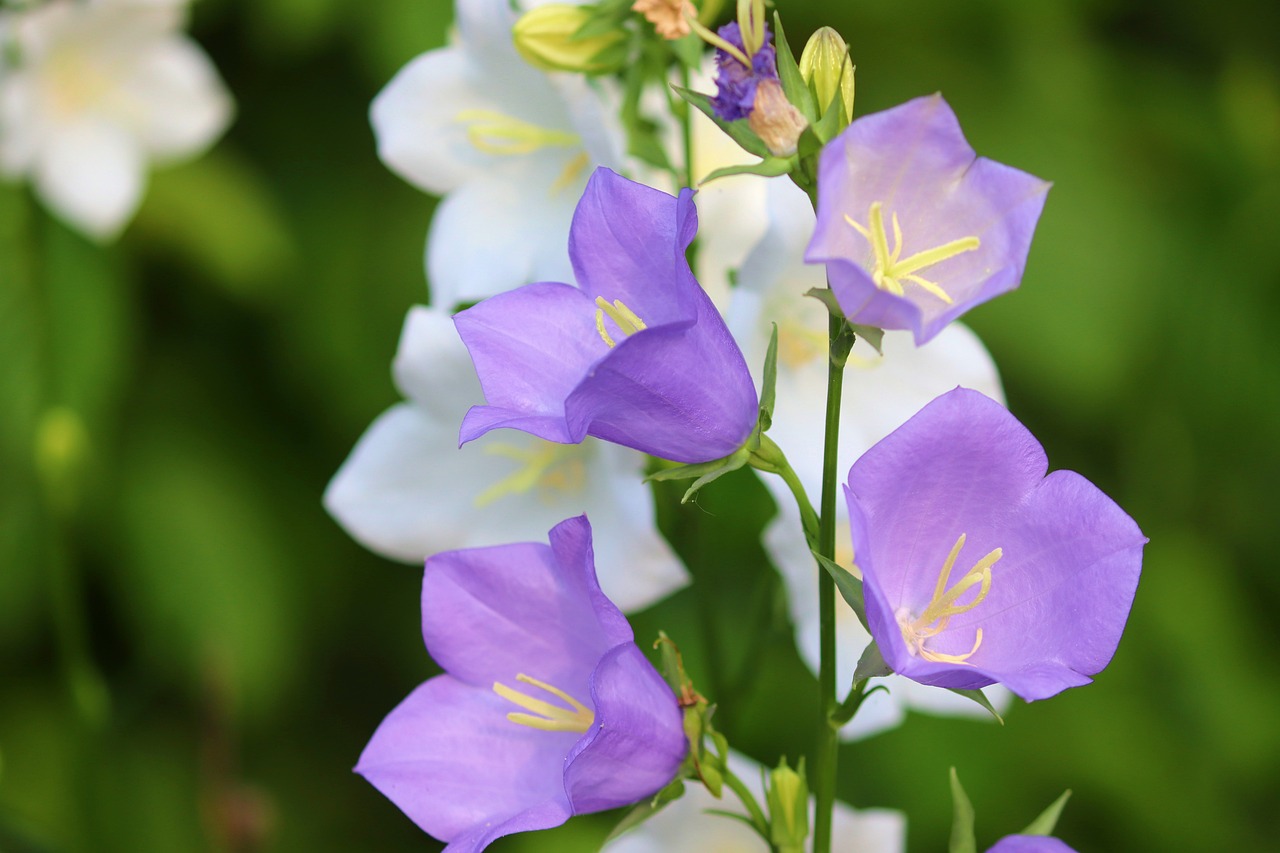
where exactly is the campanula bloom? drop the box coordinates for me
[323,306,688,612]
[846,388,1145,701]
[988,837,1078,853]
[455,167,758,464]
[357,515,686,851]
[807,95,1050,344]
[370,0,623,308]
[0,0,232,239]
[728,179,1013,738]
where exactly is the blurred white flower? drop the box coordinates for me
[370,0,624,309]
[0,0,232,240]
[323,305,688,612]
[727,179,1014,739]
[606,750,905,853]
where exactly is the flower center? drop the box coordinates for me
[455,109,581,156]
[493,673,595,733]
[896,533,1002,665]
[594,296,647,348]
[844,202,980,304]
[473,440,586,508]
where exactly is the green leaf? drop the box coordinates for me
[772,13,816,122]
[810,87,845,144]
[852,640,890,681]
[672,85,771,158]
[945,687,1006,725]
[804,286,845,318]
[1020,789,1073,836]
[949,768,978,853]
[812,551,868,631]
[700,157,796,183]
[601,778,686,844]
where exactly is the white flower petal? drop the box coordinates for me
[115,36,232,159]
[33,117,144,239]
[425,157,580,307]
[390,305,483,417]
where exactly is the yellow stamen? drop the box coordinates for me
[685,12,752,68]
[455,110,581,156]
[844,202,980,304]
[897,533,1002,665]
[594,296,647,348]
[551,150,591,195]
[473,441,585,508]
[493,674,595,733]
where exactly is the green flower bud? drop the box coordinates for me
[800,26,855,123]
[767,757,809,853]
[513,4,627,74]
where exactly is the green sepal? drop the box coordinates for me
[810,87,846,144]
[831,680,888,727]
[849,323,884,354]
[796,125,824,160]
[671,85,771,158]
[700,156,796,184]
[601,777,687,844]
[1020,789,1072,836]
[766,756,809,851]
[812,551,868,631]
[945,687,1005,725]
[948,768,978,853]
[573,0,632,39]
[804,286,844,317]
[758,323,779,431]
[647,444,753,503]
[771,12,816,122]
[852,640,891,681]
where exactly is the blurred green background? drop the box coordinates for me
[2,0,1279,850]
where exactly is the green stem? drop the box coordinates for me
[679,62,696,190]
[812,311,848,853]
[722,765,772,843]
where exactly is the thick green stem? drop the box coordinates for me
[812,311,848,853]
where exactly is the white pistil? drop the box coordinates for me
[594,296,647,348]
[493,673,595,733]
[845,202,980,304]
[898,533,1002,665]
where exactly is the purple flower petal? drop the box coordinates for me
[355,676,575,846]
[987,835,1078,853]
[359,515,684,848]
[564,643,687,813]
[456,168,757,463]
[847,388,1145,701]
[807,95,1050,344]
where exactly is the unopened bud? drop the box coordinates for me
[800,26,855,123]
[767,757,809,852]
[748,78,807,157]
[513,4,627,74]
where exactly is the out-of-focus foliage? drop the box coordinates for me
[1,0,1277,851]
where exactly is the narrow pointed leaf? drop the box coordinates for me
[1020,789,1073,836]
[949,768,978,853]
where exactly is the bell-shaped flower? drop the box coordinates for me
[370,0,623,308]
[728,179,1012,738]
[0,0,233,240]
[606,751,905,853]
[323,305,687,612]
[846,388,1146,701]
[806,94,1050,344]
[455,167,758,464]
[356,515,686,851]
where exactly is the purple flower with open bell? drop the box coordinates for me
[845,388,1145,701]
[454,167,758,464]
[807,95,1051,344]
[356,515,686,851]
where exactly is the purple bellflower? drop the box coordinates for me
[454,167,758,464]
[710,21,778,122]
[988,836,1078,853]
[356,515,686,851]
[806,95,1051,344]
[845,388,1145,701]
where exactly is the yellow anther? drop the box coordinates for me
[594,296,647,348]
[473,441,585,508]
[551,150,590,195]
[455,110,581,156]
[493,674,595,733]
[844,202,980,304]
[897,533,1002,665]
